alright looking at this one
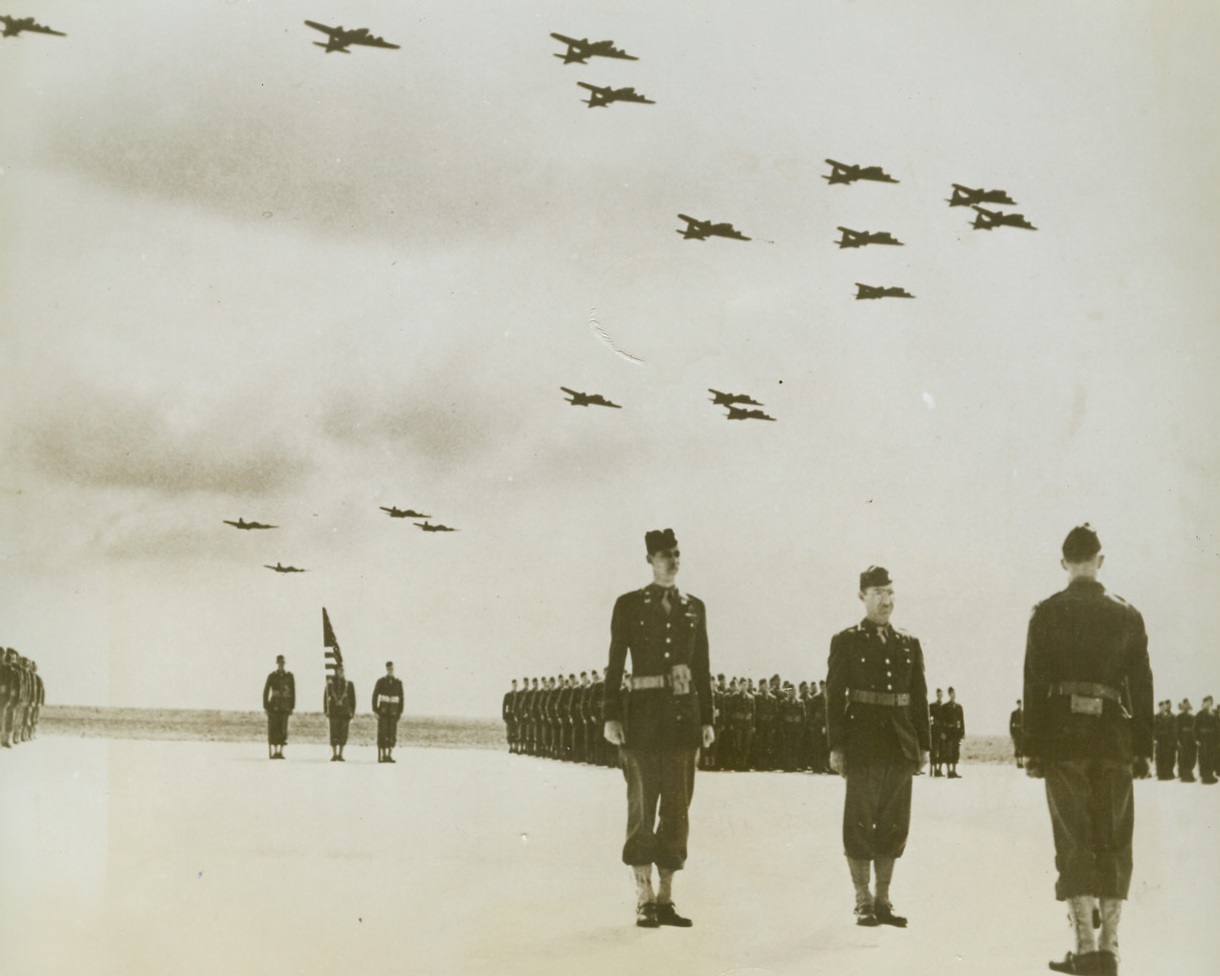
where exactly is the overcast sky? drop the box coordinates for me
[2,1,1217,731]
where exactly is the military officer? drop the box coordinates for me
[603,528,714,929]
[1153,700,1177,780]
[779,683,805,771]
[826,565,929,928]
[1024,524,1153,976]
[942,687,965,778]
[262,654,295,759]
[1194,696,1217,785]
[372,661,405,763]
[323,664,356,761]
[1176,700,1196,782]
[30,661,43,740]
[807,680,829,773]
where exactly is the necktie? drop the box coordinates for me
[662,587,676,613]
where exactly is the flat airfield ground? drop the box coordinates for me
[1,736,1216,976]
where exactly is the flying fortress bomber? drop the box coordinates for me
[855,283,915,300]
[677,215,751,242]
[415,522,458,533]
[304,20,400,53]
[224,518,277,530]
[561,387,622,408]
[576,82,655,108]
[823,159,899,185]
[550,33,637,64]
[708,389,763,407]
[836,227,904,249]
[947,184,1017,208]
[264,563,306,574]
[380,506,432,519]
[725,406,777,422]
[971,206,1037,231]
[1,15,65,37]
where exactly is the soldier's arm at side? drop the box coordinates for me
[1022,607,1049,776]
[263,674,273,711]
[693,598,714,738]
[287,673,296,712]
[603,594,630,744]
[1128,608,1154,762]
[826,632,848,774]
[911,637,931,756]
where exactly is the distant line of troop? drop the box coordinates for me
[502,672,967,776]
[0,647,44,750]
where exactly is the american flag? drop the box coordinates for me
[323,607,343,676]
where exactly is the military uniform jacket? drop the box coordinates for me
[1176,712,1195,745]
[603,584,713,751]
[1023,578,1152,762]
[263,670,295,713]
[1194,709,1218,744]
[1009,709,1024,740]
[324,679,356,719]
[502,691,515,723]
[826,619,930,765]
[942,702,965,740]
[372,676,404,718]
[1154,711,1176,743]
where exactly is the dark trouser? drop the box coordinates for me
[1198,737,1217,783]
[1178,741,1197,781]
[930,731,943,765]
[843,762,914,860]
[945,737,961,764]
[1044,758,1134,900]
[328,715,351,747]
[1155,739,1176,779]
[377,713,399,748]
[620,748,698,870]
[266,711,290,746]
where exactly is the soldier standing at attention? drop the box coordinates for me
[826,566,930,928]
[262,654,295,760]
[1010,700,1026,768]
[1194,696,1217,785]
[372,661,404,763]
[0,648,15,749]
[503,679,518,753]
[1153,700,1177,780]
[323,664,356,762]
[1176,700,1196,782]
[942,687,965,778]
[603,528,714,929]
[1024,524,1153,976]
[928,688,946,776]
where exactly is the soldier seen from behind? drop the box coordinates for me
[942,687,965,778]
[1023,524,1153,976]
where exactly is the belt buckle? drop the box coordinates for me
[669,664,692,696]
[1070,694,1103,716]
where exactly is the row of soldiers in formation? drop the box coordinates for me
[502,672,967,775]
[0,647,45,750]
[1152,696,1219,783]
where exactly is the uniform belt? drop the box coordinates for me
[1049,682,1123,704]
[630,675,668,690]
[850,690,910,707]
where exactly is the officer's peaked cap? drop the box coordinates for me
[1062,523,1101,561]
[859,565,892,590]
[645,528,678,554]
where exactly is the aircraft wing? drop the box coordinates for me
[603,47,638,60]
[24,21,66,36]
[304,20,341,37]
[550,33,584,47]
[351,33,400,49]
[576,82,605,93]
[559,386,582,396]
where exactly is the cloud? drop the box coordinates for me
[11,387,312,497]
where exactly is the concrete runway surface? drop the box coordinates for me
[1,738,1216,975]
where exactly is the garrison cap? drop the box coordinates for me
[859,565,892,590]
[1062,523,1101,561]
[645,528,678,554]
[275,654,285,663]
